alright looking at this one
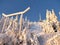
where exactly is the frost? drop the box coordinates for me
[0,7,60,45]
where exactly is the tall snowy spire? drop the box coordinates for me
[39,13,41,21]
[14,15,18,22]
[46,9,52,22]
[59,12,60,21]
[19,14,23,32]
[25,16,28,22]
[52,9,55,15]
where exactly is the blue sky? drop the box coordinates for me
[0,0,60,21]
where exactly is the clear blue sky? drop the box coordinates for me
[0,0,60,21]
